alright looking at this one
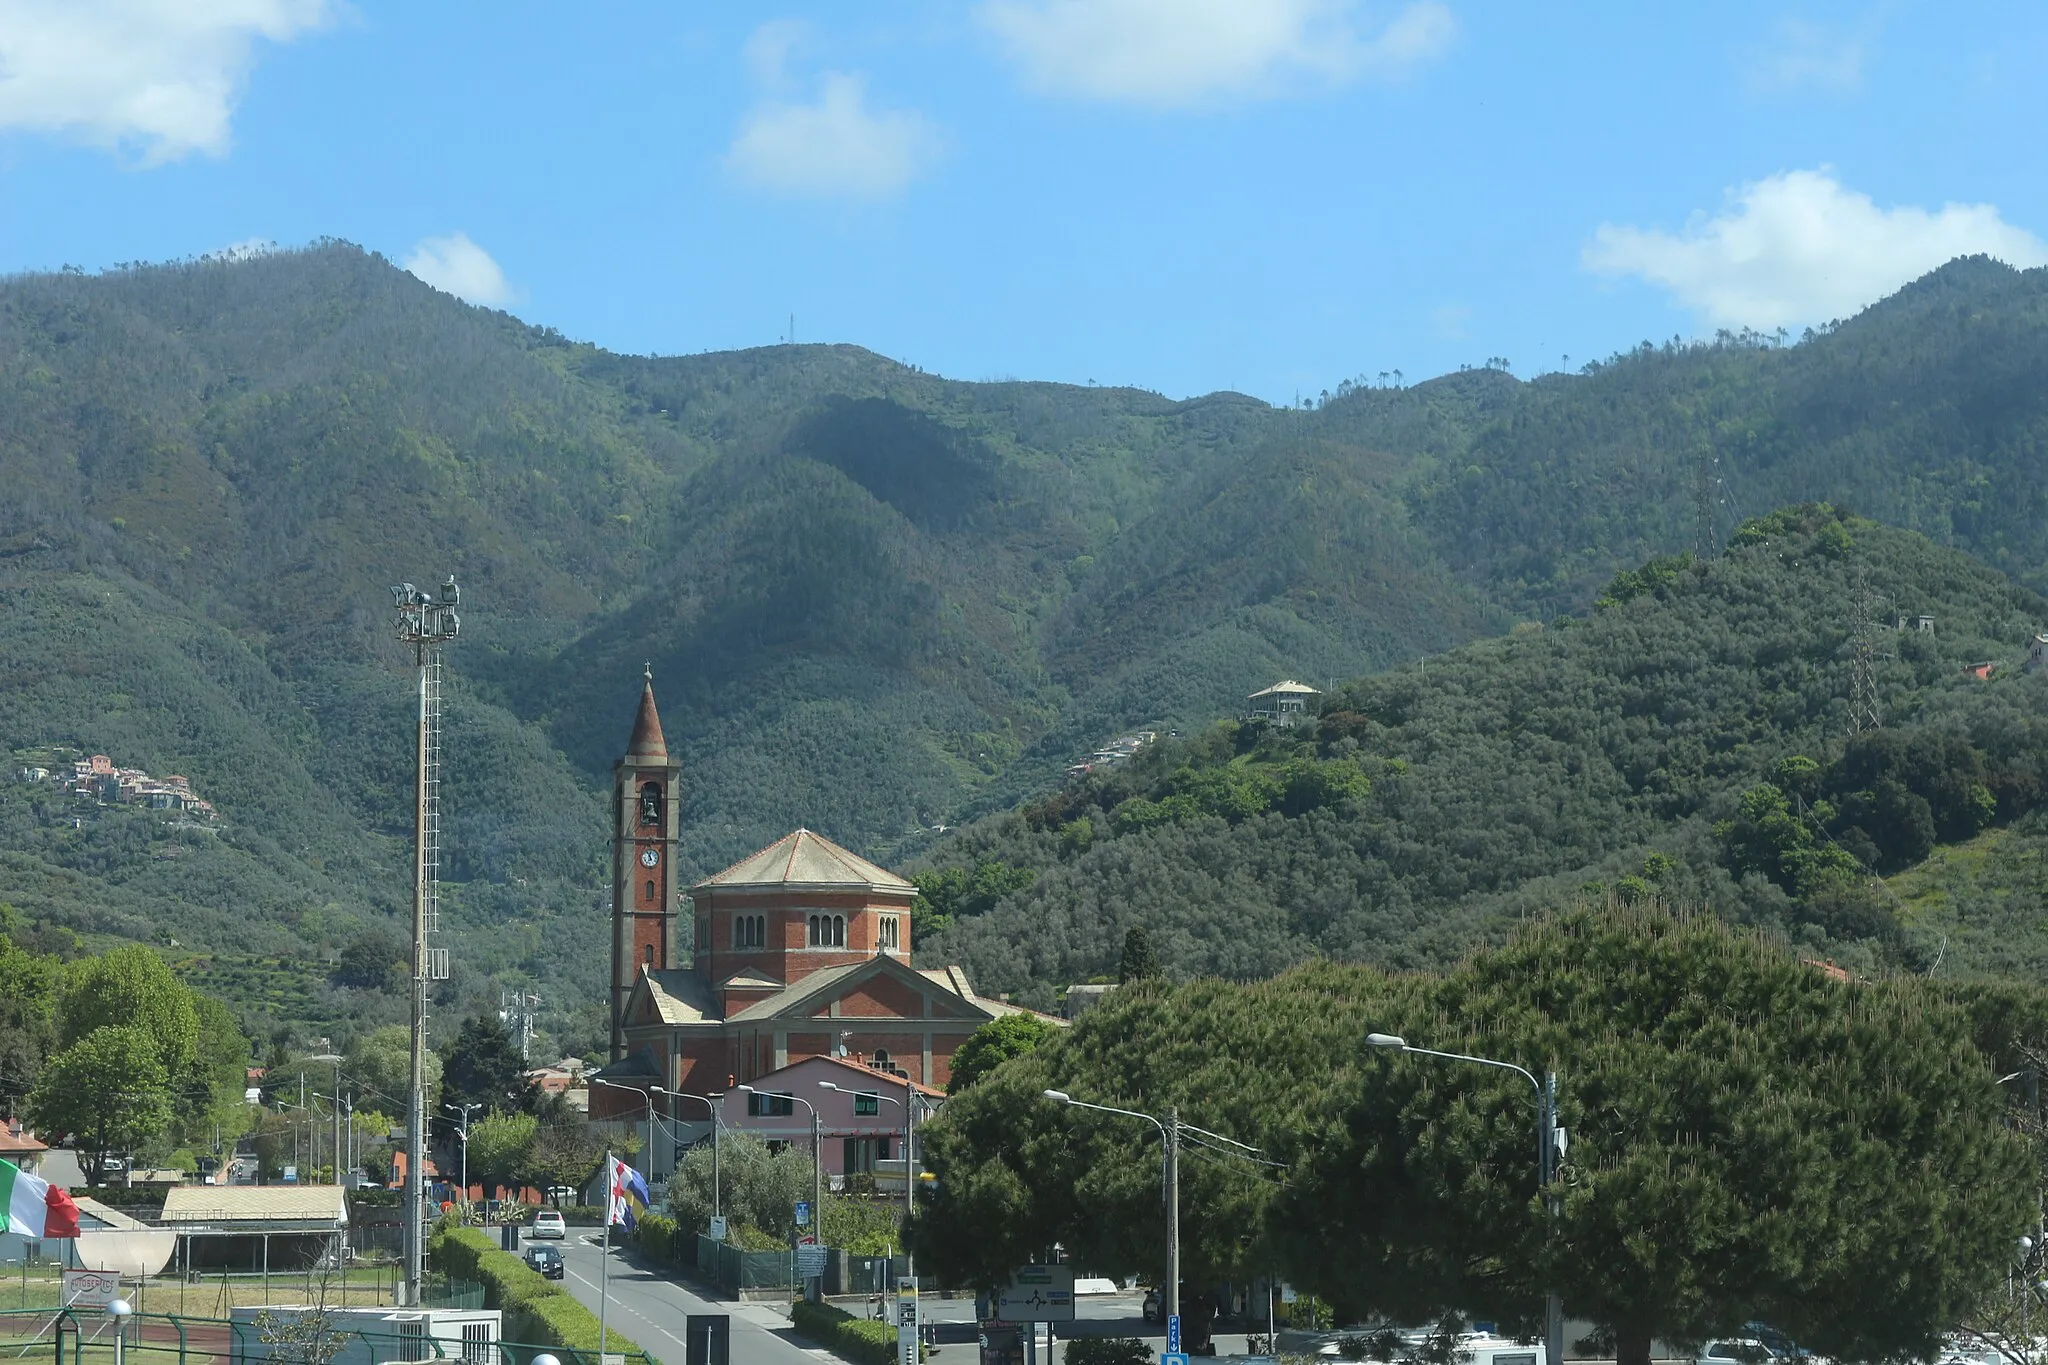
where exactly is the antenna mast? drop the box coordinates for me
[1846,573,1886,734]
[391,575,460,1306]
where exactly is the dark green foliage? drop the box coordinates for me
[440,1014,532,1114]
[947,1013,1057,1093]
[332,930,405,991]
[911,862,1037,941]
[1116,927,1159,983]
[1062,1340,1152,1365]
[913,907,2040,1365]
[923,509,2048,989]
[789,1301,902,1365]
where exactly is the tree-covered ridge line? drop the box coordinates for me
[12,246,2048,1042]
[917,507,2048,1004]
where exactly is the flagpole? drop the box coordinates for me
[599,1151,612,1362]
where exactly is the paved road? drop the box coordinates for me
[544,1232,1252,1365]
[549,1231,827,1365]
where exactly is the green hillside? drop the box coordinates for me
[919,507,2048,1003]
[9,245,2048,1043]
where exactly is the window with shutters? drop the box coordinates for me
[854,1091,880,1116]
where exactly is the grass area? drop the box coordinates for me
[0,1266,404,1315]
[1888,818,2048,980]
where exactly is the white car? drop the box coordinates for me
[529,1209,567,1239]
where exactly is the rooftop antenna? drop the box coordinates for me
[389,574,460,1307]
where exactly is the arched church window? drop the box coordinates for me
[644,945,654,967]
[832,915,846,947]
[639,782,663,827]
[644,880,656,901]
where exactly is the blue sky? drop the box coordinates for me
[3,1,2045,403]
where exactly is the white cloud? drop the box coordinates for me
[728,70,942,200]
[402,233,519,309]
[1583,169,2048,330]
[0,0,334,164]
[743,18,810,90]
[1745,17,1868,95]
[976,0,1455,106]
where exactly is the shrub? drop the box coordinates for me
[427,1213,644,1357]
[1065,1341,1151,1365]
[789,1301,903,1365]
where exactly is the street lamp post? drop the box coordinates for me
[444,1102,480,1207]
[652,1086,724,1220]
[1042,1091,1179,1326]
[1366,1033,1564,1365]
[739,1085,823,1280]
[589,1078,658,1211]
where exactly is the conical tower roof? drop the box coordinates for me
[625,666,668,761]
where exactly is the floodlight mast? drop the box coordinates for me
[393,576,460,1307]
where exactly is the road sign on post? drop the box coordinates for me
[993,1265,1076,1322]
[1167,1315,1181,1354]
[795,1200,811,1228]
[897,1279,921,1365]
[1161,1355,1190,1365]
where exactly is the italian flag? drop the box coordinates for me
[0,1158,81,1238]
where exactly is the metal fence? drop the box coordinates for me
[0,1308,654,1365]
[691,1236,799,1295]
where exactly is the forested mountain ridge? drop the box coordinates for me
[919,508,2048,1003]
[6,244,2048,1042]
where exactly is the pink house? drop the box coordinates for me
[660,1054,943,1187]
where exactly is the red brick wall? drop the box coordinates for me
[838,976,926,1019]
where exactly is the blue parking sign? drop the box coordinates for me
[795,1200,812,1227]
[1162,1355,1190,1365]
[1167,1316,1181,1354]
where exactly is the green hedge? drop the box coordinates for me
[428,1218,646,1356]
[789,1301,901,1365]
[631,1212,682,1263]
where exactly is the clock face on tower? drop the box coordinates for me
[640,848,659,867]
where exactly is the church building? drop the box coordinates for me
[590,672,1041,1177]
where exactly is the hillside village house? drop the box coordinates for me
[587,671,1053,1183]
[1246,680,1320,727]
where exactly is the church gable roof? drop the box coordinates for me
[695,828,915,895]
[725,954,995,1025]
[626,969,712,1025]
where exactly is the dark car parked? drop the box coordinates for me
[523,1244,565,1280]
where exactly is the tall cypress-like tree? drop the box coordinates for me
[1117,926,1159,983]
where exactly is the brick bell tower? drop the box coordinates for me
[610,666,682,1062]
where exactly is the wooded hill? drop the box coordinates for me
[6,244,2048,1041]
[920,507,2048,1004]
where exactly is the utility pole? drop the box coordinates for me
[392,576,460,1306]
[1164,1105,1180,1324]
[1540,1073,1562,1365]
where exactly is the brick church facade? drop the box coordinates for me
[590,672,1039,1175]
